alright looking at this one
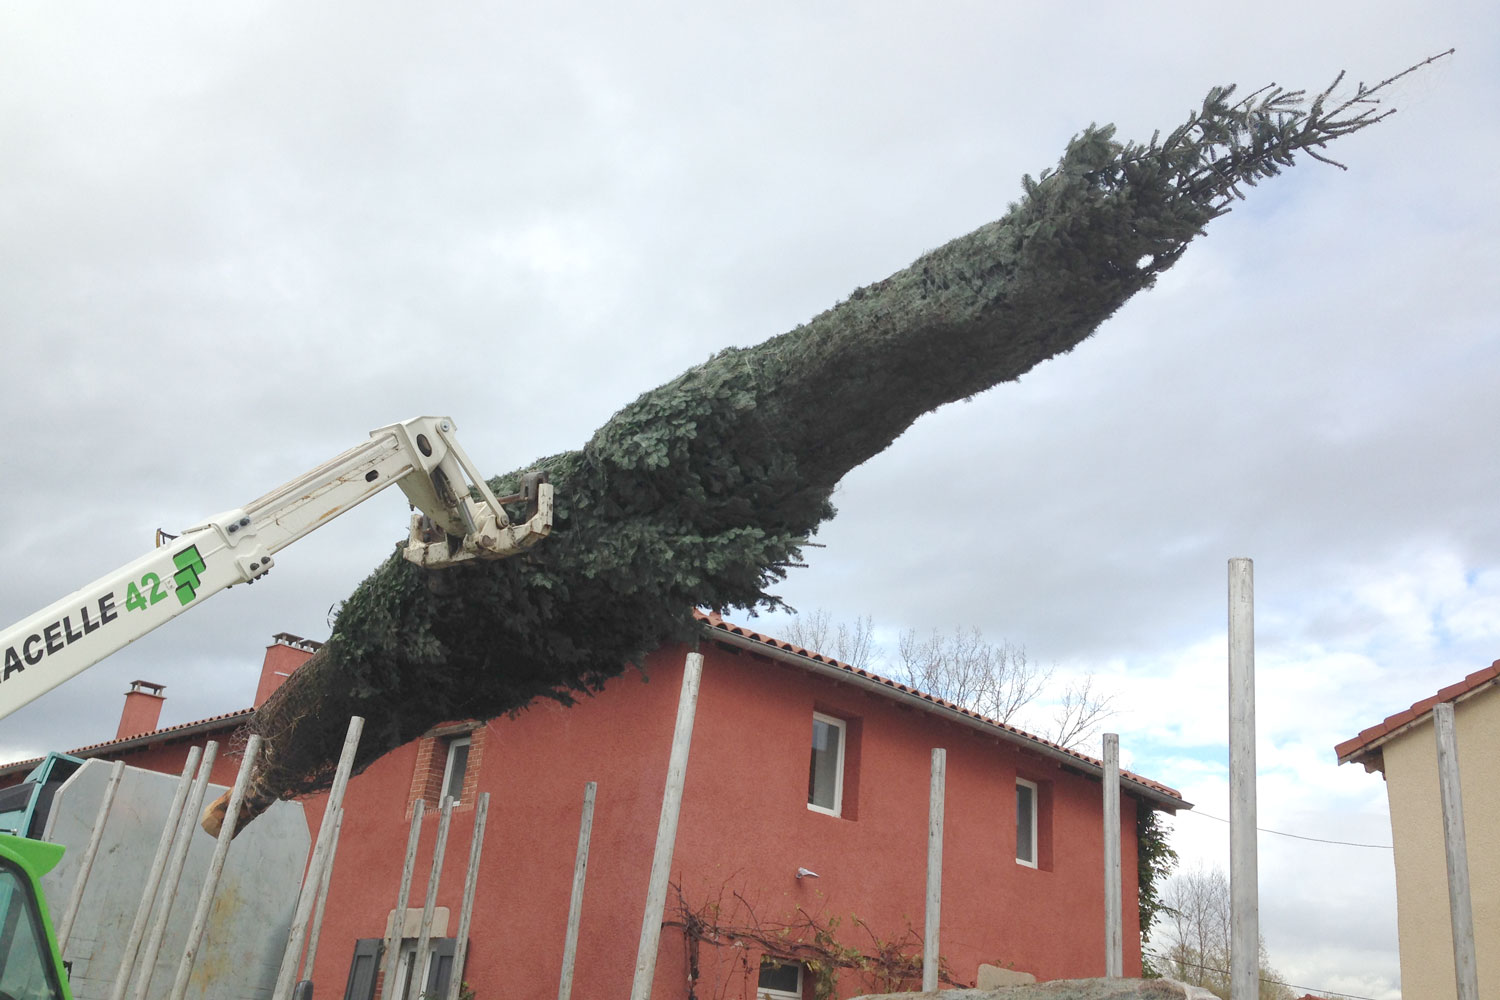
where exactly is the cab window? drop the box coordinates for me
[0,860,65,1000]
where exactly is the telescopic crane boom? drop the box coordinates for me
[0,416,552,721]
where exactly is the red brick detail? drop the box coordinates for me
[254,637,319,708]
[406,724,487,818]
[406,737,440,817]
[116,687,165,740]
[459,726,487,808]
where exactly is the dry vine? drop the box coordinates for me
[663,881,966,1000]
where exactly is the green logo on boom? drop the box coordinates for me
[173,546,207,606]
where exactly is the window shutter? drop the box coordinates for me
[342,938,383,1000]
[424,938,460,996]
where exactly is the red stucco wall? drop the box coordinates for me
[69,730,253,789]
[309,641,1146,999]
[0,635,1153,998]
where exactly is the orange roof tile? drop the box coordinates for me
[4,617,1189,809]
[694,610,1186,806]
[1335,659,1500,768]
[0,708,252,777]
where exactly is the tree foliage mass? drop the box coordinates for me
[240,61,1441,818]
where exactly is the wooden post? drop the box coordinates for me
[1434,702,1479,1000]
[382,798,427,998]
[414,796,456,996]
[629,651,704,1000]
[1102,733,1123,978]
[272,716,365,1000]
[57,759,125,952]
[1228,557,1259,1000]
[108,746,202,1000]
[446,793,490,1000]
[168,735,261,1000]
[558,782,597,1000]
[133,742,221,1000]
[923,748,946,992]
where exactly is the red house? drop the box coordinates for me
[2,622,1185,999]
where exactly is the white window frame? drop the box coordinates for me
[757,958,804,999]
[807,712,846,817]
[1016,777,1039,868]
[392,938,455,1000]
[440,735,471,805]
[393,941,430,1000]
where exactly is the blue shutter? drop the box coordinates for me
[424,938,461,997]
[343,938,383,1000]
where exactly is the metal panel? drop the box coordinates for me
[40,758,311,1000]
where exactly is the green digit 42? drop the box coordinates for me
[124,572,168,613]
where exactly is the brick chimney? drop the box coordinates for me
[117,680,166,740]
[255,633,322,708]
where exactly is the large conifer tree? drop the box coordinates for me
[231,60,1444,825]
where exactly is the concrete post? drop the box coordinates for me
[447,793,490,1000]
[272,716,365,1000]
[1434,702,1479,1000]
[57,759,125,953]
[924,748,946,992]
[382,798,427,997]
[414,796,456,996]
[1228,558,1259,1000]
[558,782,597,1000]
[108,747,201,1000]
[629,651,704,1000]
[133,743,221,1000]
[1103,733,1123,977]
[169,735,261,1000]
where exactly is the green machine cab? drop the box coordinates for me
[0,833,71,999]
[0,755,84,842]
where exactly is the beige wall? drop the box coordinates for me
[1382,683,1500,998]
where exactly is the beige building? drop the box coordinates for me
[1337,660,1500,998]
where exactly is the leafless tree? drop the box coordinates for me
[781,608,876,671]
[896,626,1115,750]
[896,626,1047,724]
[782,612,1113,750]
[1050,674,1117,751]
[1154,865,1296,1000]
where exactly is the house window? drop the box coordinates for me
[441,736,471,805]
[1016,778,1038,867]
[807,713,845,816]
[409,726,484,814]
[392,938,457,1000]
[757,958,803,999]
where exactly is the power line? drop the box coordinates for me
[1146,950,1384,1000]
[1182,809,1393,850]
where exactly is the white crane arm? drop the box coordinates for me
[0,416,551,721]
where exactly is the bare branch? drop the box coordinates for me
[1153,865,1300,1000]
[783,608,832,658]
[1048,674,1116,751]
[666,880,969,996]
[784,608,876,670]
[896,626,1047,724]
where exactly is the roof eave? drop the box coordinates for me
[0,711,251,779]
[706,625,1188,813]
[1335,665,1500,770]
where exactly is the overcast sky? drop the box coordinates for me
[2,4,1495,997]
